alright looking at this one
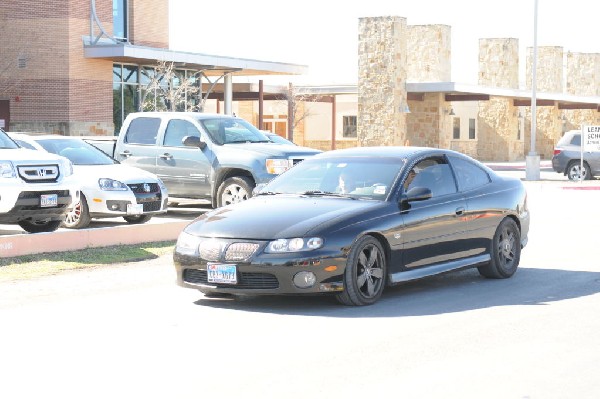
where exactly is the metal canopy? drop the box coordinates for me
[83,40,308,77]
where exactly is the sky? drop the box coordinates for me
[169,0,599,87]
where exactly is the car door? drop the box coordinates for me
[399,157,469,269]
[155,118,212,198]
[115,116,161,175]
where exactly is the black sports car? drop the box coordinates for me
[173,146,530,306]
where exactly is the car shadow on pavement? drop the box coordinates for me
[192,267,600,318]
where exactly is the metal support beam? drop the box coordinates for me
[224,74,232,115]
[259,80,264,130]
[331,95,336,150]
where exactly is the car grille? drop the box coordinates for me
[127,183,163,211]
[183,269,279,290]
[17,164,60,183]
[127,183,160,194]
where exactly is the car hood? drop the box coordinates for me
[184,195,385,239]
[221,143,321,158]
[2,148,67,163]
[72,164,159,183]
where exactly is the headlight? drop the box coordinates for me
[265,237,324,253]
[157,177,168,192]
[63,159,74,177]
[0,161,16,178]
[266,158,293,174]
[175,231,201,256]
[98,178,128,191]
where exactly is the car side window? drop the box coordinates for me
[163,119,201,147]
[449,156,491,191]
[125,117,161,145]
[570,134,581,146]
[405,158,457,198]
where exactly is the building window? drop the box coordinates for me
[113,0,128,41]
[469,118,476,140]
[263,115,287,136]
[113,64,139,134]
[343,115,357,138]
[453,117,460,139]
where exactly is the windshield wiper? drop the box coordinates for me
[300,190,356,198]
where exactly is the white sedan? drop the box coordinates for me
[9,133,168,229]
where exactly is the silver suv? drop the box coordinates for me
[552,130,600,181]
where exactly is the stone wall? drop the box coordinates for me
[407,25,451,82]
[357,16,408,147]
[564,53,600,133]
[479,39,519,88]
[478,39,520,160]
[524,46,564,158]
[406,93,445,148]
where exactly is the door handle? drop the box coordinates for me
[160,153,173,160]
[118,150,131,158]
[455,207,465,215]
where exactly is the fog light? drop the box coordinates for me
[293,271,316,289]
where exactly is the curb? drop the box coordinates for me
[0,221,189,258]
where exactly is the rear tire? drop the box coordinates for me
[567,161,591,181]
[18,220,61,233]
[216,176,254,207]
[478,218,521,279]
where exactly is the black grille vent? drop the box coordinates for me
[184,269,279,290]
[127,183,160,194]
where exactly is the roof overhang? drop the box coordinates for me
[82,38,308,77]
[407,82,600,110]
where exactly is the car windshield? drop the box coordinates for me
[197,117,270,145]
[0,129,20,149]
[36,138,117,165]
[259,156,406,200]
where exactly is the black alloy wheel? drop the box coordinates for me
[337,235,387,306]
[478,218,521,279]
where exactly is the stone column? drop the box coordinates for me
[406,25,452,149]
[525,46,563,159]
[565,52,600,132]
[478,38,520,161]
[357,16,408,147]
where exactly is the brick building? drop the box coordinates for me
[0,0,304,136]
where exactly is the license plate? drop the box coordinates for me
[207,263,237,284]
[127,203,144,215]
[40,194,58,208]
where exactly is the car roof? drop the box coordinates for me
[126,112,232,120]
[316,146,456,160]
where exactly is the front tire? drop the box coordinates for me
[61,194,91,229]
[18,220,61,233]
[567,161,591,181]
[216,176,254,207]
[478,218,521,279]
[336,236,386,306]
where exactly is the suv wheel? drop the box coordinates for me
[217,176,254,207]
[567,161,591,181]
[18,220,61,233]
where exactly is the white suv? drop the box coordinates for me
[0,128,78,233]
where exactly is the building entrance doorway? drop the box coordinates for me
[0,100,10,130]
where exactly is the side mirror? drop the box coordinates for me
[403,186,432,203]
[182,135,206,150]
